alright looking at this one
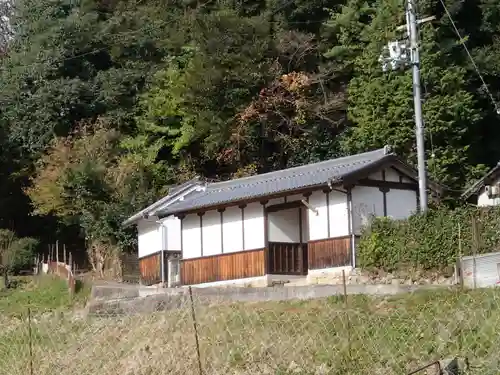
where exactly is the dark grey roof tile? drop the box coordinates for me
[158,147,393,215]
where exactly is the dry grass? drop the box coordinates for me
[1,288,500,375]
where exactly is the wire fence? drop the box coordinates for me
[1,285,500,375]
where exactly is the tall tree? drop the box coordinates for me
[0,0,187,243]
[1,0,183,159]
[325,0,489,188]
[26,119,157,273]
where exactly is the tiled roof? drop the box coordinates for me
[122,177,202,226]
[157,147,396,216]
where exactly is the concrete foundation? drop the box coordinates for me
[189,275,271,288]
[87,282,452,316]
[307,266,353,285]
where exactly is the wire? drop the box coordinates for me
[438,0,499,113]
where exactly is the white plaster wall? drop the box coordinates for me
[308,190,328,241]
[306,190,349,241]
[351,186,384,235]
[478,190,500,206]
[386,189,417,219]
[384,168,401,182]
[182,214,202,259]
[268,208,300,243]
[402,176,412,183]
[478,180,500,206]
[368,170,383,180]
[161,216,182,251]
[222,206,243,253]
[368,167,413,183]
[137,220,162,258]
[202,210,222,256]
[244,202,265,250]
[328,191,349,237]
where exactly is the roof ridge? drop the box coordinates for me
[153,146,417,218]
[205,147,387,191]
[205,158,375,194]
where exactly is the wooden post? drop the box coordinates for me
[457,223,464,288]
[69,252,73,272]
[342,269,348,304]
[56,240,59,264]
[342,269,351,359]
[472,216,479,289]
[63,244,67,265]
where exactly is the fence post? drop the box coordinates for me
[342,269,348,304]
[188,286,203,375]
[27,300,34,375]
[472,215,479,289]
[342,269,352,362]
[456,223,464,288]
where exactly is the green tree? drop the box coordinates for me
[0,0,188,247]
[0,229,38,289]
[132,8,275,178]
[1,0,184,159]
[134,1,347,178]
[325,0,486,188]
[26,120,157,275]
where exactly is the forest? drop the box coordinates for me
[0,0,499,269]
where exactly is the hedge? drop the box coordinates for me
[357,205,500,272]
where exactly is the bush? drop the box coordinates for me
[357,205,500,272]
[10,237,39,273]
[0,229,39,279]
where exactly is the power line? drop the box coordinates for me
[438,0,500,114]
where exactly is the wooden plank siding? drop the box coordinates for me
[308,236,351,270]
[268,242,307,275]
[139,253,161,285]
[180,248,265,285]
[139,251,181,286]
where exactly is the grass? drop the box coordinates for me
[0,275,90,317]
[1,287,500,375]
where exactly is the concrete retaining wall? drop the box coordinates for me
[87,282,451,316]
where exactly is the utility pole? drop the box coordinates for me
[408,0,427,212]
[379,0,434,212]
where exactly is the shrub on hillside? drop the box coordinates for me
[10,237,39,273]
[357,205,500,272]
[0,229,39,287]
